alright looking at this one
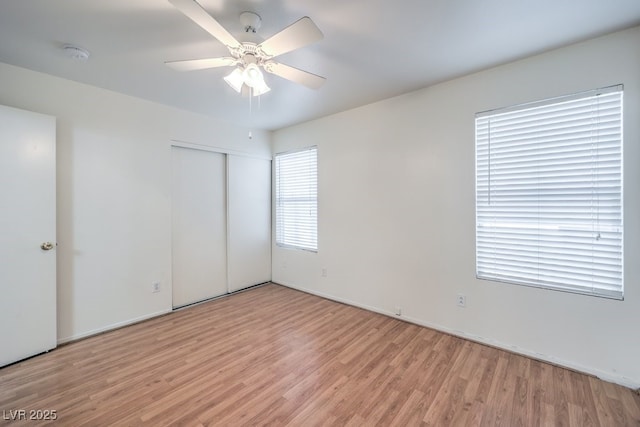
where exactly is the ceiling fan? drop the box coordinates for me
[166,0,326,96]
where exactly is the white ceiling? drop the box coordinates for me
[1,1,640,131]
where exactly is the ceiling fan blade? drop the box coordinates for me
[264,62,326,90]
[165,57,237,71]
[258,17,323,58]
[168,0,241,49]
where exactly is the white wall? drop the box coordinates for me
[272,26,640,388]
[0,62,271,342]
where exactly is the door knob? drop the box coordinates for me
[40,242,55,251]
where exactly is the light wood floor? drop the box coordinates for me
[1,284,639,426]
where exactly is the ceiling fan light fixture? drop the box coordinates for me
[251,80,271,96]
[243,64,262,87]
[225,66,271,96]
[224,68,244,93]
[242,63,270,96]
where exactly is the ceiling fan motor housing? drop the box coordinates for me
[239,11,261,33]
[230,43,272,71]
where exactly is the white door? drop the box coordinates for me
[171,146,227,308]
[0,105,57,367]
[227,155,271,292]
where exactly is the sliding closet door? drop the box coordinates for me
[171,146,227,308]
[227,155,272,292]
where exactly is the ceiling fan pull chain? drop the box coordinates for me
[248,86,254,140]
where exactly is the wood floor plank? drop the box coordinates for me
[0,283,638,426]
[510,375,531,427]
[389,389,427,426]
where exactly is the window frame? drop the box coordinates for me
[274,146,318,252]
[475,85,624,300]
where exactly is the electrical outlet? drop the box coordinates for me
[321,268,327,277]
[395,306,402,316]
[152,282,161,293]
[457,294,466,308]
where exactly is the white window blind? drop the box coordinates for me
[475,85,623,299]
[275,146,318,251]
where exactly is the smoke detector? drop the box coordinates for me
[63,44,90,61]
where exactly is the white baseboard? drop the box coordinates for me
[57,308,172,345]
[275,280,640,390]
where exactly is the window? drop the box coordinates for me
[275,146,318,251]
[475,85,623,299]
